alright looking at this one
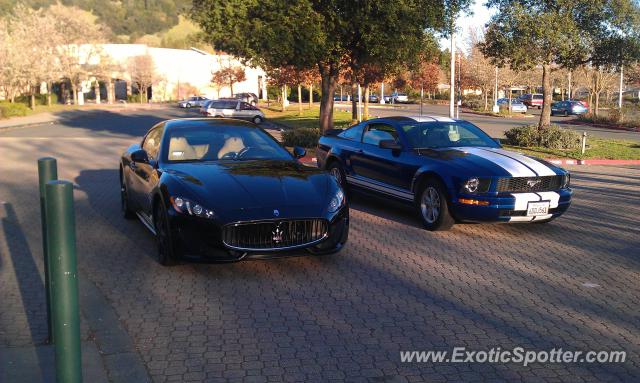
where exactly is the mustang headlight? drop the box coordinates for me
[461,177,491,193]
[328,188,345,213]
[170,196,215,219]
[561,173,571,188]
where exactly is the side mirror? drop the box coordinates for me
[131,149,149,163]
[292,146,306,159]
[379,139,402,151]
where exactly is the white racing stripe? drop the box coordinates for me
[460,147,536,177]
[536,191,560,208]
[486,148,557,176]
[511,192,541,211]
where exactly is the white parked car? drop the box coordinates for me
[201,99,265,124]
[178,96,209,108]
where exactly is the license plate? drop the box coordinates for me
[527,201,550,216]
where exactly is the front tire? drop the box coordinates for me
[417,179,455,231]
[186,103,192,108]
[252,115,263,124]
[154,203,177,266]
[327,161,348,191]
[120,172,135,220]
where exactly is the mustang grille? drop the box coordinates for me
[222,219,328,250]
[496,176,563,192]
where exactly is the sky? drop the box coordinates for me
[439,0,495,52]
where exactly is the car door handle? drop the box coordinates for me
[355,149,363,154]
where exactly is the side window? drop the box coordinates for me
[338,124,364,141]
[240,102,252,110]
[142,125,164,160]
[362,123,398,146]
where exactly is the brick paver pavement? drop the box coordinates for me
[0,107,638,382]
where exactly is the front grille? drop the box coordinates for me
[222,219,328,250]
[496,176,563,192]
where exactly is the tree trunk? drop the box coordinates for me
[538,63,552,128]
[484,89,488,111]
[318,64,338,133]
[108,79,114,104]
[140,84,144,104]
[350,79,357,123]
[363,85,370,120]
[72,83,78,105]
[30,87,36,111]
[95,81,101,104]
[47,81,53,106]
[594,92,600,117]
[309,83,313,109]
[298,84,302,116]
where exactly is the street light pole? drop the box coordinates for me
[449,25,456,119]
[619,64,624,109]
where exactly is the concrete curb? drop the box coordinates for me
[299,156,639,167]
[547,158,640,166]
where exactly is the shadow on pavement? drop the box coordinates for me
[1,202,50,371]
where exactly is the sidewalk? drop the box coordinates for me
[0,198,150,382]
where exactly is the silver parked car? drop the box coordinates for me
[178,96,209,108]
[202,99,265,124]
[497,98,528,113]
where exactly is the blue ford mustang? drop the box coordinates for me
[316,116,572,231]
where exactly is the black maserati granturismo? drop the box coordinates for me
[120,118,349,264]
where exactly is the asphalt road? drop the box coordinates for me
[1,107,638,382]
[337,102,640,142]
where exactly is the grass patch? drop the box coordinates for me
[504,137,640,160]
[262,105,353,129]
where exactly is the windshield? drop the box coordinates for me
[400,121,500,149]
[163,125,293,162]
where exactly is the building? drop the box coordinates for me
[74,44,267,103]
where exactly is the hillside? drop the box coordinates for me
[0,0,198,44]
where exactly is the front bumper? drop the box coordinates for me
[449,188,572,223]
[167,207,349,261]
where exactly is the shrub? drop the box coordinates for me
[282,128,320,148]
[15,93,59,106]
[504,125,539,147]
[127,94,141,103]
[504,125,580,149]
[0,102,30,118]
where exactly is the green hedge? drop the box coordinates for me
[505,125,580,149]
[282,128,320,148]
[0,102,30,118]
[15,93,59,106]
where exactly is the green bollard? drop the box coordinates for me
[38,157,57,344]
[46,180,82,383]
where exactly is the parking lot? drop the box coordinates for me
[1,106,639,382]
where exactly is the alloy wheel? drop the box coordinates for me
[420,186,440,224]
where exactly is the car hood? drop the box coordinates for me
[163,160,330,215]
[415,147,562,177]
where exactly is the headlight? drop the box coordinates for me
[170,196,215,219]
[562,173,571,188]
[328,188,345,213]
[461,177,491,193]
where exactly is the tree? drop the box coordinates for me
[191,0,447,133]
[49,4,108,105]
[265,65,298,112]
[481,0,640,128]
[211,65,246,96]
[128,54,157,103]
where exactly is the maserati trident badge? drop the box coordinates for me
[272,222,284,244]
[273,209,280,217]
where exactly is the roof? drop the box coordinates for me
[374,116,459,123]
[164,118,258,130]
